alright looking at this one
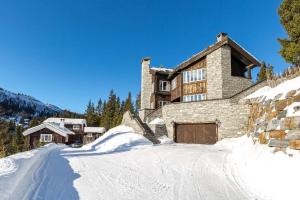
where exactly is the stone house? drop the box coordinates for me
[123,33,268,144]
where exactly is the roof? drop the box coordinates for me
[84,127,106,133]
[168,35,261,79]
[44,118,87,126]
[22,122,75,137]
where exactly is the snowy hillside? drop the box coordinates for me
[0,87,62,116]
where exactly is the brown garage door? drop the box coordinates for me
[175,123,218,144]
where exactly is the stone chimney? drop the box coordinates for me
[216,32,228,42]
[59,118,65,128]
[139,57,153,121]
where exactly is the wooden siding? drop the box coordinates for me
[171,74,182,101]
[183,81,207,95]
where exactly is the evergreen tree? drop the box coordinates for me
[102,90,119,130]
[29,117,39,128]
[266,64,274,79]
[124,92,134,113]
[85,100,98,126]
[135,92,141,114]
[257,61,267,81]
[278,0,300,66]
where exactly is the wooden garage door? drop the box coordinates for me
[175,123,217,144]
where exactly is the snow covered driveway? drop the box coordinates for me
[0,145,249,199]
[4,125,297,200]
[65,144,249,200]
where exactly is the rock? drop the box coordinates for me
[267,119,281,131]
[289,140,300,150]
[293,94,300,102]
[269,130,286,140]
[286,90,297,98]
[277,110,287,119]
[275,99,288,111]
[285,129,300,140]
[268,139,289,148]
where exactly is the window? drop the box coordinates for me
[159,80,170,91]
[158,101,169,107]
[182,93,207,102]
[73,124,81,130]
[40,134,52,142]
[171,77,177,90]
[182,68,206,84]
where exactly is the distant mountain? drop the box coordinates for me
[0,87,63,117]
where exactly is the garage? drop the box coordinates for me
[174,123,218,144]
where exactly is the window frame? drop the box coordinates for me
[159,80,170,92]
[40,134,53,143]
[73,124,81,130]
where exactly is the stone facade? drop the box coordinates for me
[162,99,250,140]
[206,45,252,99]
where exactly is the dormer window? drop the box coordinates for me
[73,124,81,130]
[159,80,170,91]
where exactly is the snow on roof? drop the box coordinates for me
[22,122,75,137]
[84,127,106,133]
[149,117,165,125]
[245,76,300,101]
[150,67,173,72]
[44,118,87,126]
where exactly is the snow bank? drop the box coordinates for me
[0,158,16,177]
[0,144,56,178]
[149,117,165,125]
[221,135,300,200]
[245,76,300,101]
[81,125,152,153]
[157,135,173,144]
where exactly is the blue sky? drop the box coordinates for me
[0,0,288,113]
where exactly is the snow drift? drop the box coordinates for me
[81,125,152,153]
[219,135,300,200]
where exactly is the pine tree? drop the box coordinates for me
[257,61,267,81]
[135,92,141,114]
[102,90,118,130]
[278,0,300,66]
[266,64,274,79]
[124,92,134,113]
[85,100,98,126]
[29,117,39,128]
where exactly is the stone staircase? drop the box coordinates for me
[133,113,160,144]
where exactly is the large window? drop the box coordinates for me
[171,77,177,90]
[183,68,206,83]
[40,134,53,142]
[182,94,207,102]
[159,80,170,91]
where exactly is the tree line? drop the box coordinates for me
[85,90,141,130]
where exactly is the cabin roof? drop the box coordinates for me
[44,118,87,126]
[84,127,106,133]
[168,36,261,79]
[22,122,75,137]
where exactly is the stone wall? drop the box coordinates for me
[145,107,162,123]
[162,99,250,140]
[122,111,144,135]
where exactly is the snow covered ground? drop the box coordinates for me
[0,125,299,200]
